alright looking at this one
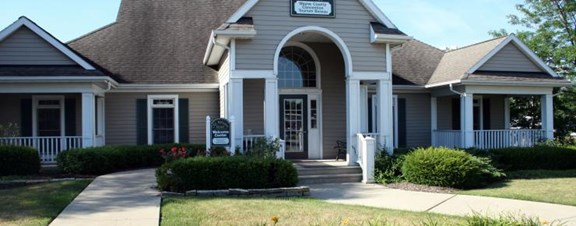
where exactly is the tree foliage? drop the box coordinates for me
[490,0,576,137]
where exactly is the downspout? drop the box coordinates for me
[449,83,465,97]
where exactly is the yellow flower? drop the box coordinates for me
[540,218,549,225]
[341,218,349,225]
[271,216,279,224]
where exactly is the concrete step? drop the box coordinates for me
[296,166,362,176]
[298,173,363,185]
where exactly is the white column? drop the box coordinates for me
[360,85,369,133]
[81,93,95,148]
[431,97,438,146]
[461,94,474,148]
[229,78,244,152]
[264,78,279,138]
[541,94,554,139]
[504,97,511,129]
[378,79,394,154]
[346,78,361,166]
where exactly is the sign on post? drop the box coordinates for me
[290,0,335,18]
[211,118,231,147]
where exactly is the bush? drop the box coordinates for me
[402,147,505,189]
[490,146,576,171]
[0,145,40,176]
[57,144,205,175]
[374,151,405,184]
[245,137,281,158]
[156,156,298,192]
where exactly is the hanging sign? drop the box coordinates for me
[291,0,335,18]
[211,118,231,147]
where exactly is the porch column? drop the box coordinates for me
[431,97,437,146]
[461,94,474,148]
[229,78,244,152]
[541,94,554,139]
[378,79,394,154]
[81,93,95,148]
[346,78,361,166]
[504,97,511,129]
[264,78,279,138]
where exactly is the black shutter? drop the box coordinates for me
[20,99,32,137]
[452,98,461,130]
[398,98,407,148]
[136,99,148,145]
[178,98,189,144]
[65,99,76,136]
[483,98,491,130]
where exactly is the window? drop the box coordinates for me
[278,46,317,89]
[148,95,179,144]
[33,96,65,137]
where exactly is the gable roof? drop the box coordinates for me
[392,39,443,86]
[69,0,248,84]
[0,16,95,70]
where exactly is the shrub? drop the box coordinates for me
[402,147,505,189]
[0,145,40,176]
[489,146,576,171]
[156,156,298,192]
[374,151,405,184]
[57,144,205,175]
[244,137,281,158]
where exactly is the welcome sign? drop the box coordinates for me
[211,118,231,147]
[291,0,335,18]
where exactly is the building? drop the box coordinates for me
[0,0,570,164]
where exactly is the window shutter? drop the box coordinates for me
[178,98,189,144]
[398,98,407,148]
[452,98,461,130]
[20,99,32,137]
[136,99,148,145]
[483,98,491,130]
[65,99,76,136]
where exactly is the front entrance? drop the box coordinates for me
[280,95,308,159]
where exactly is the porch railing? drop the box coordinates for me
[355,133,376,183]
[434,130,462,148]
[0,136,83,164]
[242,135,286,159]
[474,129,545,150]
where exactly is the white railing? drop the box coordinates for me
[0,136,82,164]
[434,130,462,148]
[474,129,545,150]
[243,134,266,153]
[278,139,286,159]
[361,133,379,139]
[355,133,376,183]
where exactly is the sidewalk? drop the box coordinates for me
[310,183,576,225]
[50,169,161,226]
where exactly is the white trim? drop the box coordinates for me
[466,35,560,77]
[393,95,398,148]
[147,95,180,145]
[227,0,397,28]
[351,72,391,80]
[281,41,322,89]
[461,80,570,87]
[273,26,354,77]
[32,95,65,137]
[370,28,413,44]
[230,70,275,79]
[112,84,219,93]
[0,17,95,70]
[230,39,236,71]
[81,93,95,147]
[213,29,257,37]
[464,85,554,95]
[386,44,392,74]
[425,80,462,88]
[0,76,118,85]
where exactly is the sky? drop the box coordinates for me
[0,0,525,49]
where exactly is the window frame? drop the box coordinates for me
[147,95,179,145]
[278,42,321,89]
[32,95,65,137]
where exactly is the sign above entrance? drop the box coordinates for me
[291,0,335,18]
[211,118,231,147]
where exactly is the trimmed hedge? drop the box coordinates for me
[402,147,504,189]
[0,145,40,176]
[156,156,298,192]
[490,146,576,171]
[57,144,205,175]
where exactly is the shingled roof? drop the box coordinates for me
[68,0,248,84]
[392,39,443,86]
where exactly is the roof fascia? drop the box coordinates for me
[226,0,259,23]
[0,17,96,70]
[461,79,571,87]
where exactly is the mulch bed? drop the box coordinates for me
[384,182,458,193]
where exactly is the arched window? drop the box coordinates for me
[278,46,317,88]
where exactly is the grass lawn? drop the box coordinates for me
[161,197,465,226]
[457,170,576,206]
[0,180,91,226]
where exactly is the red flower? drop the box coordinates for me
[159,148,166,154]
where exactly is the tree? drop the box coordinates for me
[490,0,576,138]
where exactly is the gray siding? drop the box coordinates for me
[237,0,386,72]
[105,92,219,145]
[309,43,346,158]
[486,95,505,130]
[243,79,265,134]
[437,96,453,130]
[397,93,431,147]
[0,27,75,65]
[479,43,542,72]
[218,57,230,117]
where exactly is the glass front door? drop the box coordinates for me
[280,95,308,159]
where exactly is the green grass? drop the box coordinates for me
[457,170,576,206]
[0,180,91,226]
[161,197,465,226]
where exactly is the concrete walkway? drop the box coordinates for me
[310,183,576,225]
[50,169,160,226]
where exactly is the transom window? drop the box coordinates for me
[278,46,317,89]
[148,95,179,144]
